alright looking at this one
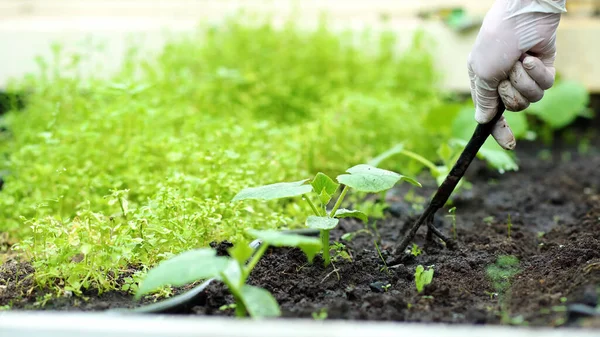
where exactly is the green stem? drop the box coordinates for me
[304,195,321,216]
[321,230,331,267]
[241,243,269,284]
[220,274,248,318]
[399,149,439,174]
[329,185,349,216]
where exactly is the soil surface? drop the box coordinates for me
[1,117,600,328]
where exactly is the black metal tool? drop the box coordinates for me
[390,101,506,263]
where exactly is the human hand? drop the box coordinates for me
[467,0,565,149]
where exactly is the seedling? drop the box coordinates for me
[232,164,420,267]
[312,308,328,320]
[447,207,457,240]
[486,255,521,324]
[410,243,422,257]
[414,264,434,293]
[135,229,321,318]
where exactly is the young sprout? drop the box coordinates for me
[135,229,321,318]
[414,265,434,293]
[232,164,420,267]
[410,243,422,257]
[446,206,457,240]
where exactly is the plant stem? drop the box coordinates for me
[220,275,248,318]
[321,230,331,267]
[330,186,349,216]
[397,149,439,174]
[241,243,269,284]
[304,195,321,216]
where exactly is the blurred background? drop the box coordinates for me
[1,0,600,92]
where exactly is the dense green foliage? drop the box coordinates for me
[0,15,591,296]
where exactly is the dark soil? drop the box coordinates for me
[2,118,600,328]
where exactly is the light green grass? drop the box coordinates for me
[0,16,507,296]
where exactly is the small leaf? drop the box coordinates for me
[337,164,421,193]
[311,173,339,197]
[232,180,312,202]
[333,209,368,223]
[136,249,228,299]
[239,285,281,318]
[415,265,434,293]
[318,190,333,206]
[246,229,322,263]
[306,215,339,230]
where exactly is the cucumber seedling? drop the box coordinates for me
[414,264,434,293]
[135,229,321,318]
[233,164,421,267]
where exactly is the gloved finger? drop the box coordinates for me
[508,61,544,103]
[467,59,478,110]
[522,55,555,90]
[491,115,516,150]
[498,80,530,112]
[474,80,501,124]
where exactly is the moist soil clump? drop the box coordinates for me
[2,129,600,328]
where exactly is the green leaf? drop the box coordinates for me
[239,285,281,318]
[337,164,421,193]
[526,80,591,129]
[136,248,228,299]
[333,209,368,223]
[232,179,312,201]
[311,173,339,205]
[415,265,434,293]
[504,111,529,139]
[306,215,339,230]
[246,229,322,263]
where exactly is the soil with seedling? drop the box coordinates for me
[2,120,600,328]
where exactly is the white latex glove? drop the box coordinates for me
[467,0,566,150]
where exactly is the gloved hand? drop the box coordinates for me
[467,0,566,150]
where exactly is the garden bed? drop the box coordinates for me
[3,119,599,329]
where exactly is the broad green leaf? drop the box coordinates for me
[232,179,312,201]
[228,242,254,264]
[136,248,228,299]
[306,215,339,230]
[333,209,368,223]
[337,164,421,193]
[526,80,591,129]
[504,111,529,139]
[239,285,281,318]
[246,229,322,263]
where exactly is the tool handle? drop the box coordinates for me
[430,101,506,209]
